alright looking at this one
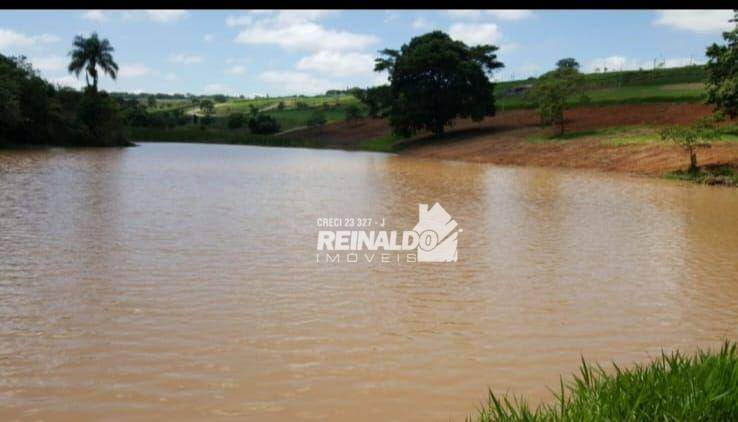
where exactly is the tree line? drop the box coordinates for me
[1,33,130,147]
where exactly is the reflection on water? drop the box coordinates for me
[1,143,738,421]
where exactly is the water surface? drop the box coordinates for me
[1,143,738,421]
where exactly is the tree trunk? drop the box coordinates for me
[435,121,444,138]
[689,150,698,174]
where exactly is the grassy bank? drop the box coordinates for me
[360,133,402,152]
[665,165,738,186]
[128,127,320,148]
[498,83,706,111]
[474,342,738,421]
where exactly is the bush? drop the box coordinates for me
[200,114,214,127]
[659,116,720,173]
[345,104,361,122]
[228,112,246,129]
[306,109,327,128]
[248,114,280,134]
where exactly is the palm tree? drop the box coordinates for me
[68,33,118,93]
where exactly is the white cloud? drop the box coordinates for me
[449,22,502,46]
[384,11,399,23]
[82,10,106,22]
[226,57,248,64]
[145,10,187,23]
[443,10,533,21]
[119,63,152,78]
[586,56,636,72]
[202,83,231,95]
[485,10,533,21]
[0,28,59,50]
[169,53,203,64]
[35,34,60,44]
[121,10,187,23]
[444,10,483,20]
[234,11,377,52]
[259,70,335,95]
[296,51,375,77]
[270,10,339,24]
[30,55,65,72]
[653,10,734,34]
[226,14,253,27]
[203,34,214,42]
[164,72,177,81]
[412,17,431,29]
[584,55,702,73]
[225,64,246,75]
[50,75,84,89]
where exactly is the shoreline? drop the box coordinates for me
[8,102,737,185]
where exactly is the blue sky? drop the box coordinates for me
[0,10,734,97]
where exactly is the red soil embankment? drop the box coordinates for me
[282,103,738,175]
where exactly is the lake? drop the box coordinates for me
[1,143,738,421]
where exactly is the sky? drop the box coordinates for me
[0,9,734,97]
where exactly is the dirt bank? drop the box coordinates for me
[283,103,738,175]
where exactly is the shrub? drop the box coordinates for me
[659,116,720,174]
[248,114,280,134]
[345,104,361,122]
[228,112,246,129]
[306,109,327,128]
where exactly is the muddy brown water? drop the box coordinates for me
[1,143,738,421]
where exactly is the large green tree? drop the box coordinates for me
[706,10,738,118]
[375,31,504,137]
[68,32,119,93]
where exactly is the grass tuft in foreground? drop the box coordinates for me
[473,342,738,421]
[665,165,738,186]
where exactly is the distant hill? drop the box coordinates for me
[496,65,708,110]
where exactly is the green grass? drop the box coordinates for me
[496,65,706,93]
[498,83,706,111]
[201,95,366,131]
[664,165,738,186]
[530,124,738,147]
[128,127,320,148]
[473,341,738,421]
[360,133,401,152]
[214,94,361,114]
[264,103,367,131]
[528,126,659,145]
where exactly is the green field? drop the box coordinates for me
[128,65,711,145]
[177,94,367,131]
[497,83,706,111]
